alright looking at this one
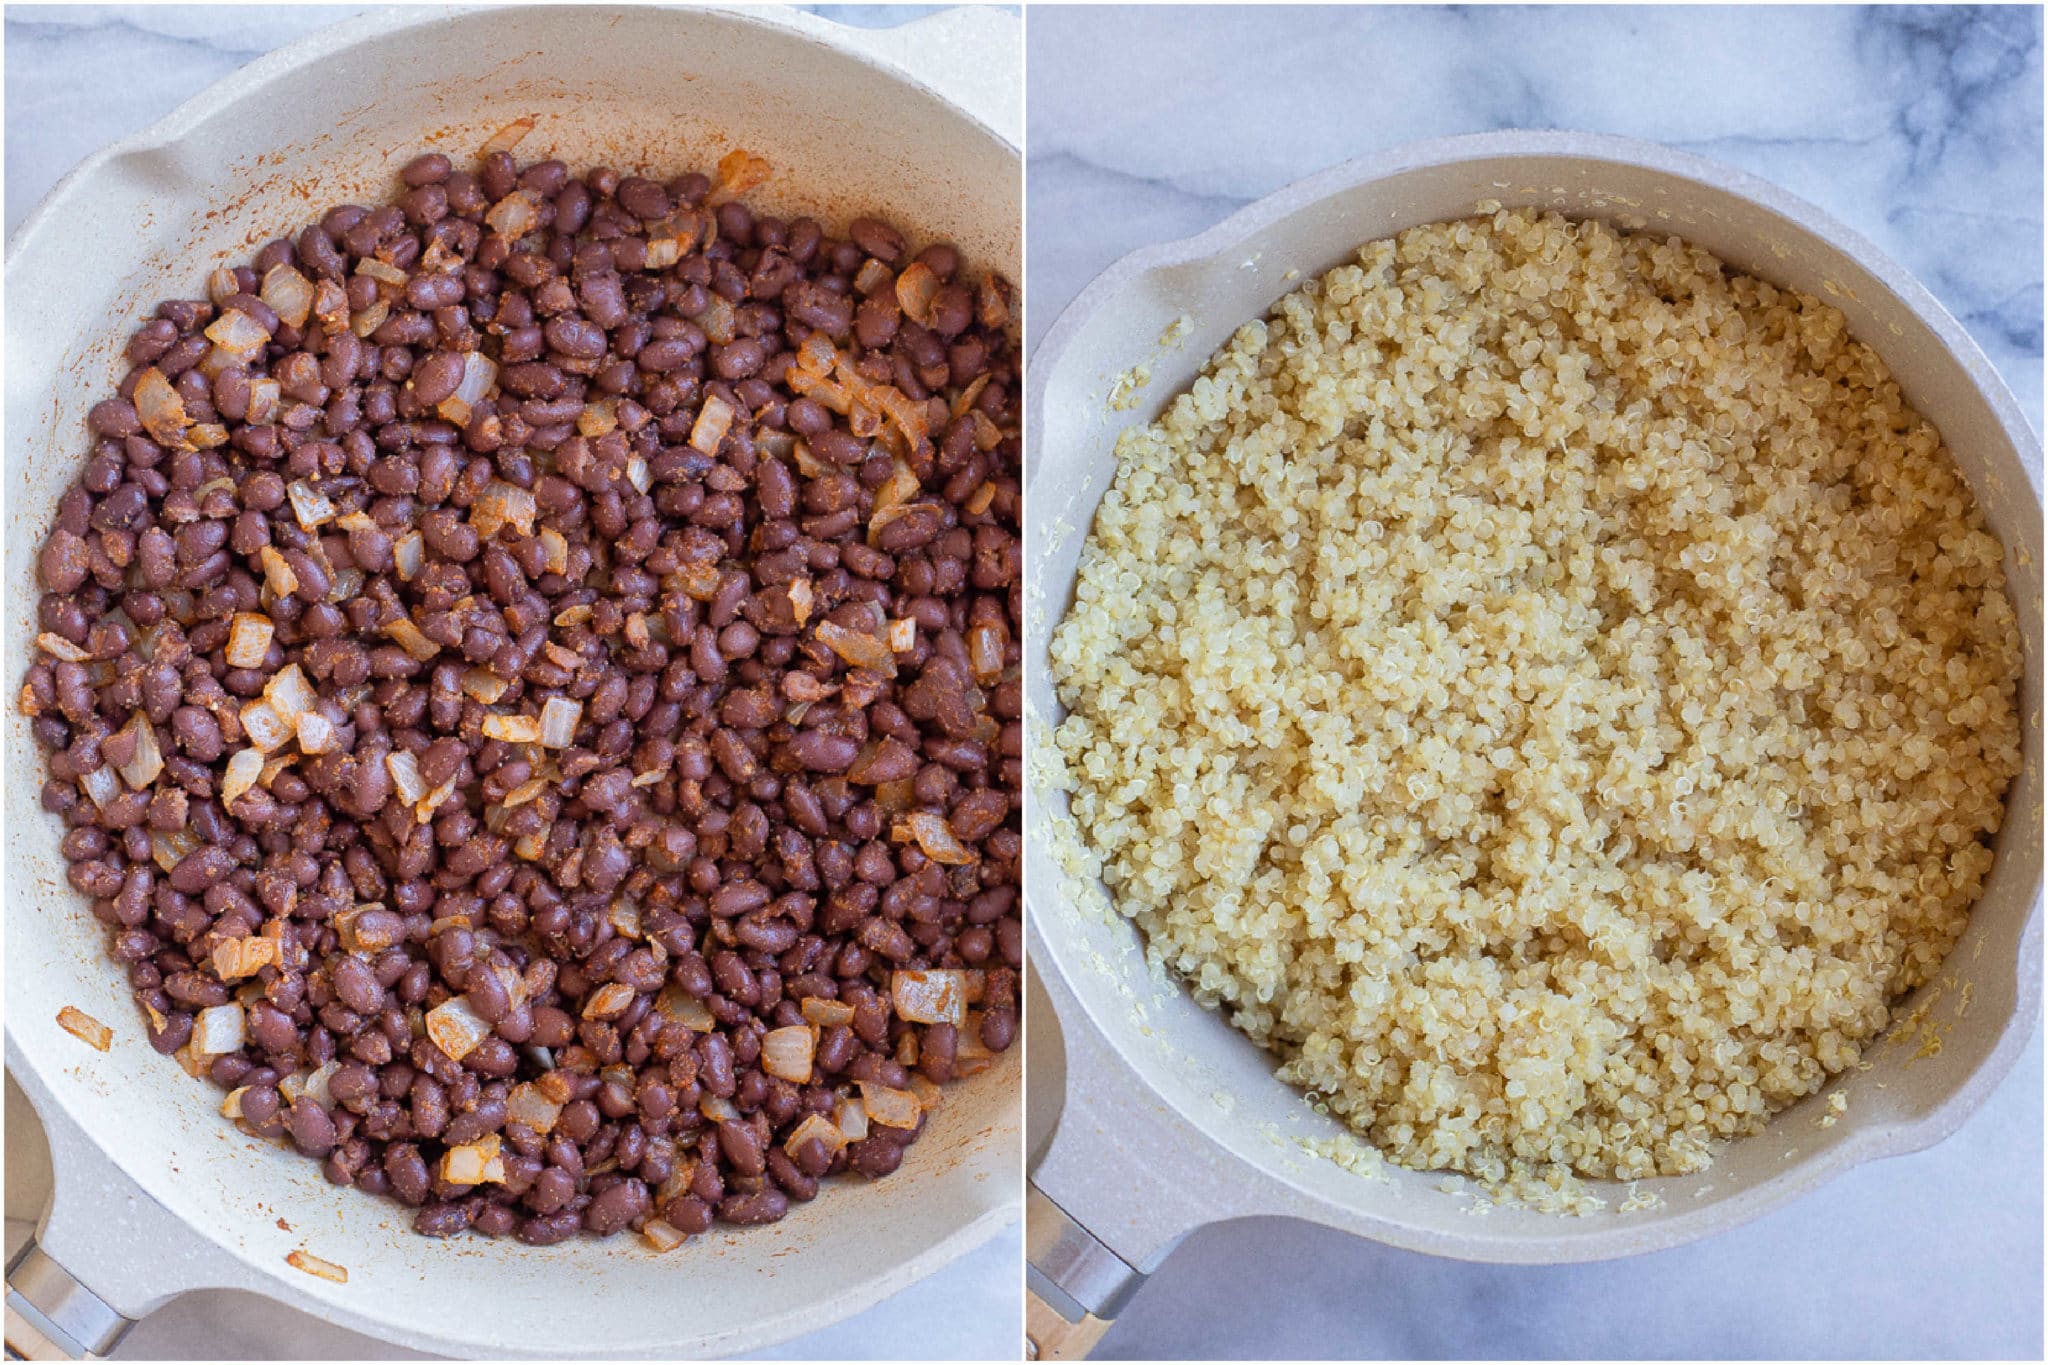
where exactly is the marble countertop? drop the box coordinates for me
[1029,5,2042,1360]
[3,6,1015,1361]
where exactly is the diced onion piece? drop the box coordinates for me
[873,455,922,520]
[906,1073,943,1111]
[689,392,735,455]
[501,776,549,807]
[293,1059,339,1108]
[220,747,266,806]
[312,278,349,330]
[188,423,229,449]
[286,1249,348,1284]
[471,478,537,539]
[354,257,407,289]
[425,995,490,1063]
[691,294,736,345]
[449,351,497,414]
[965,481,998,517]
[384,616,439,662]
[953,1023,995,1078]
[641,1219,688,1252]
[796,332,837,376]
[793,439,831,479]
[761,1025,815,1084]
[328,567,362,604]
[858,1080,922,1130]
[192,1002,246,1055]
[800,997,855,1029]
[888,618,916,653]
[56,1005,112,1052]
[625,454,651,494]
[133,367,192,448]
[538,527,569,576]
[656,984,716,1032]
[895,261,941,327]
[151,828,198,873]
[441,1133,506,1186]
[484,189,541,239]
[610,900,642,940]
[978,273,1013,330]
[221,1085,248,1119]
[241,699,292,753]
[207,266,240,306]
[816,620,898,678]
[967,621,1006,684]
[386,750,427,805]
[393,530,425,581]
[834,1095,869,1143]
[264,663,317,725]
[36,631,92,663]
[710,148,771,204]
[854,258,894,297]
[480,114,537,157]
[258,545,299,598]
[784,1111,847,1159]
[350,299,389,338]
[205,308,272,354]
[286,481,336,530]
[539,696,582,749]
[788,577,814,626]
[892,969,970,1026]
[461,668,510,704]
[897,812,977,866]
[483,713,542,744]
[225,613,275,670]
[513,831,548,860]
[415,774,457,824]
[114,714,164,789]
[700,1093,739,1123]
[295,710,340,755]
[213,934,279,981]
[582,981,637,1020]
[260,263,316,329]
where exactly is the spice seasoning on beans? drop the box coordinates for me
[26,145,1022,1248]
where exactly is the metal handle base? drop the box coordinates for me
[1025,1184,1146,1359]
[5,1238,133,1360]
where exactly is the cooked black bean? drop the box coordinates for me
[28,146,1019,1252]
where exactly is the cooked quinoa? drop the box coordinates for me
[1048,208,2024,1183]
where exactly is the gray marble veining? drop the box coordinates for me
[1028,5,2042,1360]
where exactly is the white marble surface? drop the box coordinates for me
[3,6,1017,1361]
[1028,5,2043,1360]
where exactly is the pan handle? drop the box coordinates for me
[5,1239,132,1360]
[4,1057,261,1349]
[1023,1187,1140,1360]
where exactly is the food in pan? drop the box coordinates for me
[26,143,1021,1243]
[1049,207,2021,1187]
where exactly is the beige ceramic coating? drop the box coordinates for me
[1025,133,2043,1286]
[4,4,1020,1358]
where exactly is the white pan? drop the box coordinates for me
[3,5,1020,1358]
[1022,131,2042,1354]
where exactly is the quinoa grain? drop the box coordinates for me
[1048,208,2024,1184]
